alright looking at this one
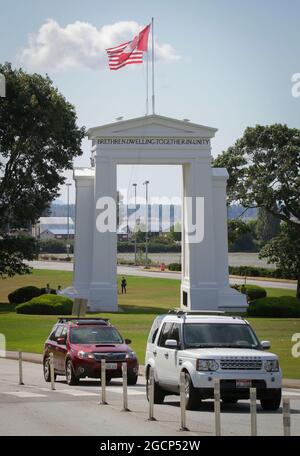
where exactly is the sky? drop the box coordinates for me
[1,0,299,204]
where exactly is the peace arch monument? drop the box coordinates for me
[73,114,247,313]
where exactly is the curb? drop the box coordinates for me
[3,351,299,388]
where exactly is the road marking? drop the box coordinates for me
[3,391,47,398]
[106,387,145,396]
[55,389,98,397]
[282,391,300,397]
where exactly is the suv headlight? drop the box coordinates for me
[126,351,137,360]
[196,359,219,371]
[264,360,279,372]
[77,351,94,360]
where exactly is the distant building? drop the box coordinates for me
[32,217,75,239]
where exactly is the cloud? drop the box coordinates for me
[20,19,181,71]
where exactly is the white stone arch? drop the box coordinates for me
[73,114,247,313]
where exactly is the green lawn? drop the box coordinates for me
[0,269,299,379]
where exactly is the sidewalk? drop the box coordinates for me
[4,351,299,389]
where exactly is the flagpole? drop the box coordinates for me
[146,49,149,115]
[151,17,155,114]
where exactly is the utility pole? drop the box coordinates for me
[132,183,137,265]
[66,183,72,259]
[143,180,150,266]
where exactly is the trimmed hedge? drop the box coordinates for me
[247,297,300,317]
[229,265,297,280]
[231,284,267,301]
[168,262,182,271]
[16,294,73,315]
[8,286,41,304]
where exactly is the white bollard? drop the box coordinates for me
[179,371,189,431]
[250,388,257,436]
[283,398,291,436]
[148,367,156,421]
[18,350,24,385]
[100,359,107,404]
[49,352,55,390]
[213,378,221,436]
[122,362,130,411]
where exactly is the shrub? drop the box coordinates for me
[168,262,182,271]
[8,286,41,304]
[232,284,267,301]
[229,265,297,280]
[16,294,73,315]
[247,296,300,317]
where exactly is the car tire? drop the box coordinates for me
[65,360,79,386]
[222,397,238,405]
[43,356,56,383]
[128,374,138,386]
[260,389,281,411]
[146,372,165,404]
[184,372,201,410]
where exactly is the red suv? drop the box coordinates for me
[43,318,139,385]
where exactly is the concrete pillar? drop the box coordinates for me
[212,169,230,288]
[212,168,248,311]
[89,153,118,312]
[73,174,95,299]
[181,157,218,310]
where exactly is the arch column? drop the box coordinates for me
[181,157,218,310]
[73,172,95,299]
[88,153,118,311]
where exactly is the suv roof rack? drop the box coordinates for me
[168,309,226,317]
[57,317,110,325]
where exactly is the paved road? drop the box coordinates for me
[28,261,297,290]
[0,358,299,436]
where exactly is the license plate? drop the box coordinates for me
[236,379,252,388]
[106,363,118,370]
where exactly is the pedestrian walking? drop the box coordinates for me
[121,277,127,294]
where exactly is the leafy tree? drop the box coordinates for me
[259,223,300,298]
[256,207,280,247]
[228,219,250,248]
[214,124,300,228]
[0,63,85,277]
[214,124,300,295]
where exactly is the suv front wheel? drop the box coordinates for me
[184,372,201,410]
[146,372,165,404]
[260,389,281,411]
[66,360,80,385]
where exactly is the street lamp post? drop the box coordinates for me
[143,180,150,266]
[132,183,137,265]
[66,183,72,259]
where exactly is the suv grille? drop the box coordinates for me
[220,357,262,370]
[93,352,126,362]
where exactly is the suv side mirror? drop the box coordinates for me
[125,338,132,345]
[261,340,271,350]
[165,339,178,348]
[57,337,66,345]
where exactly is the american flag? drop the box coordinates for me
[106,24,150,71]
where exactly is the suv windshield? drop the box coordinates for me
[183,323,259,349]
[70,326,123,344]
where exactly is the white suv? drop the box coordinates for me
[145,311,282,411]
